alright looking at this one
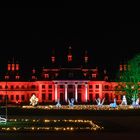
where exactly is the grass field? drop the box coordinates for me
[1,106,140,140]
[1,105,140,116]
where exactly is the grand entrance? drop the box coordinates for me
[67,92,75,100]
[78,93,82,102]
[67,85,75,100]
[60,93,64,101]
[53,80,89,103]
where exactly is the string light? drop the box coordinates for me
[22,105,140,110]
[0,119,103,132]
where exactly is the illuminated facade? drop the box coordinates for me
[0,47,124,105]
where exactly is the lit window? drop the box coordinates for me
[51,56,55,63]
[32,69,35,73]
[85,56,88,63]
[12,64,15,71]
[16,64,19,70]
[68,55,72,62]
[5,75,9,79]
[55,73,58,77]
[16,75,20,79]
[92,74,96,78]
[8,64,11,71]
[32,76,36,80]
[84,73,87,77]
[44,74,49,78]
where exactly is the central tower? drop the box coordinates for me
[67,46,72,62]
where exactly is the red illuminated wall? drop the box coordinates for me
[0,80,122,104]
[0,48,125,105]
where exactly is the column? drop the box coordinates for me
[75,84,78,102]
[85,83,88,102]
[65,84,68,102]
[54,83,58,102]
[99,84,102,99]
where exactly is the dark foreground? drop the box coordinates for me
[0,132,140,140]
[1,107,140,139]
[0,116,140,140]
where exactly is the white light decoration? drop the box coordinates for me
[68,98,74,107]
[110,98,117,108]
[22,104,140,110]
[30,94,38,106]
[0,116,7,123]
[132,96,139,107]
[0,119,103,132]
[56,99,61,108]
[120,95,127,105]
[95,98,105,107]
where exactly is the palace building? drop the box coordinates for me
[0,47,125,105]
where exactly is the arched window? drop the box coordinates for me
[89,94,93,101]
[21,85,25,89]
[95,93,99,99]
[16,85,19,89]
[105,85,109,89]
[10,85,14,89]
[31,85,36,89]
[5,85,8,89]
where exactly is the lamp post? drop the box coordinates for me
[5,80,7,122]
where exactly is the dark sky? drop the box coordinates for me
[0,8,140,73]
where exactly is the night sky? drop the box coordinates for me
[0,8,140,76]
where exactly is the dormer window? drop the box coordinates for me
[32,76,36,80]
[68,55,72,62]
[44,74,49,78]
[5,75,9,80]
[16,75,20,79]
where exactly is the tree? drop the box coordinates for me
[115,54,140,104]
